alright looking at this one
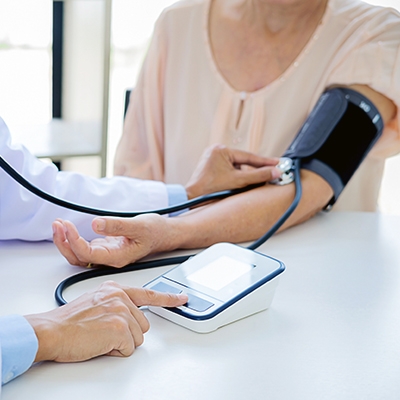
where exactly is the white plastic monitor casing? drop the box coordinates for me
[144,243,285,333]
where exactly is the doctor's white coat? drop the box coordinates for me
[0,118,174,241]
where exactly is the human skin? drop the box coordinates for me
[184,144,282,199]
[52,0,397,268]
[24,281,188,363]
[52,84,396,268]
[208,0,330,92]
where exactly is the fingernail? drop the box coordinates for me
[178,293,188,302]
[94,218,106,232]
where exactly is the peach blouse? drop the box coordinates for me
[116,0,400,211]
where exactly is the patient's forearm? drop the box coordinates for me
[53,170,334,268]
[165,170,333,250]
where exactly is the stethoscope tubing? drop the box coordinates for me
[0,155,262,217]
[0,153,301,305]
[54,159,302,306]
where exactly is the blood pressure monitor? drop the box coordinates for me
[144,243,285,333]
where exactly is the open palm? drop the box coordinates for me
[52,214,168,268]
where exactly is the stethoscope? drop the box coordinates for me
[0,155,301,305]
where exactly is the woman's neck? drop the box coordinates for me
[209,0,330,91]
[219,0,329,37]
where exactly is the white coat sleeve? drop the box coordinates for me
[0,118,175,241]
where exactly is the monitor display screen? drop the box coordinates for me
[186,256,254,291]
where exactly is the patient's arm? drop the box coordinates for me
[53,84,396,268]
[53,169,332,268]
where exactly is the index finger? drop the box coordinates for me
[123,287,188,308]
[234,165,282,187]
[230,149,279,168]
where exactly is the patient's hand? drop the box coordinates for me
[185,144,282,199]
[52,215,172,268]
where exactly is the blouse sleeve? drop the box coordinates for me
[114,11,168,181]
[326,7,400,158]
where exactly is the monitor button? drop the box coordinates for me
[185,294,214,312]
[151,281,182,295]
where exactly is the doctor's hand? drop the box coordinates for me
[53,214,172,268]
[25,281,187,363]
[185,144,282,199]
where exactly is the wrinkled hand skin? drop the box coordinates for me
[52,214,172,268]
[52,145,282,269]
[25,281,188,363]
[185,144,281,199]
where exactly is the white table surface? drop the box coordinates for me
[1,211,400,400]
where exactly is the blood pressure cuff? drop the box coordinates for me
[284,87,384,208]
